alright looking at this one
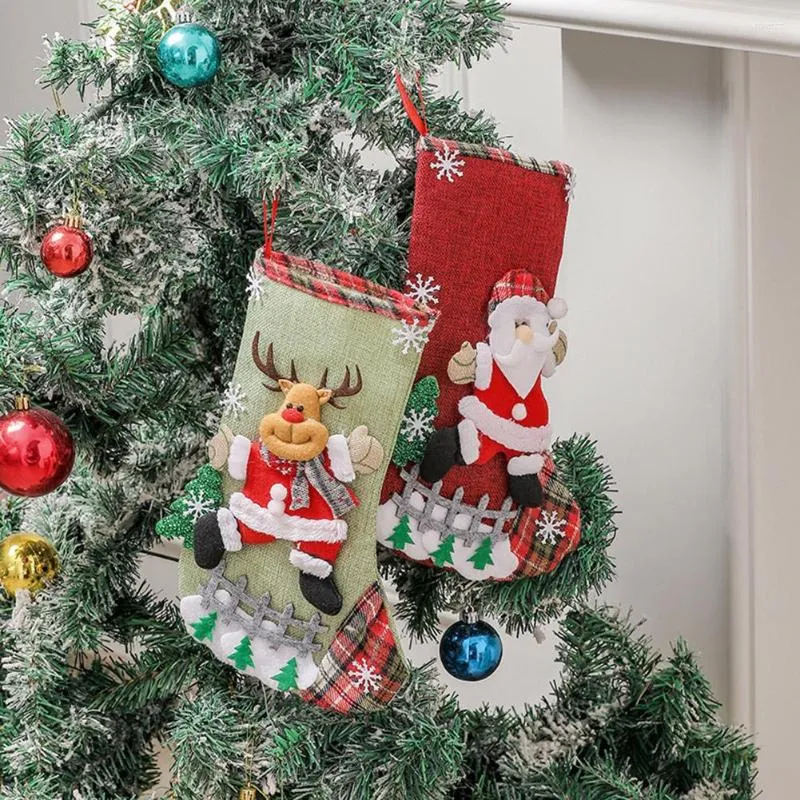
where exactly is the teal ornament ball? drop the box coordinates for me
[439,610,503,682]
[157,22,220,88]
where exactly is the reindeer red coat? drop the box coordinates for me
[194,334,380,615]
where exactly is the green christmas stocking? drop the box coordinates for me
[174,250,436,713]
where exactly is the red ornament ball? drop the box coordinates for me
[40,224,94,278]
[0,397,75,497]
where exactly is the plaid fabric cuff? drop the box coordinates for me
[418,135,573,182]
[260,250,438,328]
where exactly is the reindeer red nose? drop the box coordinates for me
[281,407,304,424]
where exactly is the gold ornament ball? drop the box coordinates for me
[0,532,60,598]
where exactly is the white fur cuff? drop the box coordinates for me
[327,433,355,483]
[228,435,251,481]
[474,342,493,390]
[289,549,333,578]
[458,418,480,465]
[507,453,545,476]
[218,507,242,551]
[228,492,348,542]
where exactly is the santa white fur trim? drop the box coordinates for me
[547,297,568,320]
[327,434,355,483]
[228,435,251,481]
[218,507,242,551]
[541,351,557,379]
[459,395,551,454]
[457,418,480,465]
[507,453,545,476]
[289,550,333,578]
[474,342,493,390]
[228,492,348,542]
[487,295,548,329]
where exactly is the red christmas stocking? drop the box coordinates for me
[378,80,581,581]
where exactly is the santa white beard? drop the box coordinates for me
[489,311,558,399]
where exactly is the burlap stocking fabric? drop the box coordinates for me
[177,250,437,713]
[378,111,581,581]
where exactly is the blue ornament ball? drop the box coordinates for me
[157,22,221,89]
[439,614,503,681]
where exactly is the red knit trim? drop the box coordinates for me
[260,251,437,328]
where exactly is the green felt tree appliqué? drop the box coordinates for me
[392,376,440,466]
[228,636,255,671]
[191,611,217,642]
[431,534,456,567]
[155,464,223,548]
[272,658,299,692]
[467,537,494,571]
[387,514,414,551]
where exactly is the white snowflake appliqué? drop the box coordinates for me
[183,489,216,522]
[391,320,432,355]
[430,143,465,183]
[401,408,435,442]
[220,381,247,418]
[246,264,266,302]
[535,510,567,546]
[348,658,381,694]
[405,272,441,306]
[564,168,577,202]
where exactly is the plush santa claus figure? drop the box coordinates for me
[420,269,567,507]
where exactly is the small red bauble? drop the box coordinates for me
[0,396,75,497]
[40,220,94,278]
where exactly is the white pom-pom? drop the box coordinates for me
[270,484,288,501]
[547,297,568,320]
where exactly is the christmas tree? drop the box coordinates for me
[467,536,494,571]
[228,636,255,672]
[387,514,414,551]
[0,2,755,798]
[271,658,299,693]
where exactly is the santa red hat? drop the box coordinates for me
[487,269,567,322]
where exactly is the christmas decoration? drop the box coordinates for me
[0,396,75,497]
[392,376,439,467]
[155,464,223,548]
[179,249,436,713]
[0,0,757,793]
[421,268,567,508]
[39,215,94,278]
[439,608,502,682]
[379,95,581,582]
[0,531,60,598]
[157,6,221,89]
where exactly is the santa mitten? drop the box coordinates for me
[378,86,581,581]
[177,250,437,713]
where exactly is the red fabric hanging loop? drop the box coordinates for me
[263,192,280,262]
[394,71,429,136]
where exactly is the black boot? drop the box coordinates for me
[194,512,226,569]
[299,572,343,616]
[420,426,463,483]
[508,473,543,508]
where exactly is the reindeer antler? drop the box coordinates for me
[319,364,363,409]
[252,333,299,392]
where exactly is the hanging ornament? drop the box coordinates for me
[0,396,75,497]
[439,607,503,681]
[157,5,221,89]
[238,786,257,800]
[40,213,94,278]
[0,531,60,598]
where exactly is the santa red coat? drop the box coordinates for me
[217,434,358,577]
[456,342,551,476]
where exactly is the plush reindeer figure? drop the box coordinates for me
[194,333,365,615]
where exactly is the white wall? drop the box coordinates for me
[0,2,733,716]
